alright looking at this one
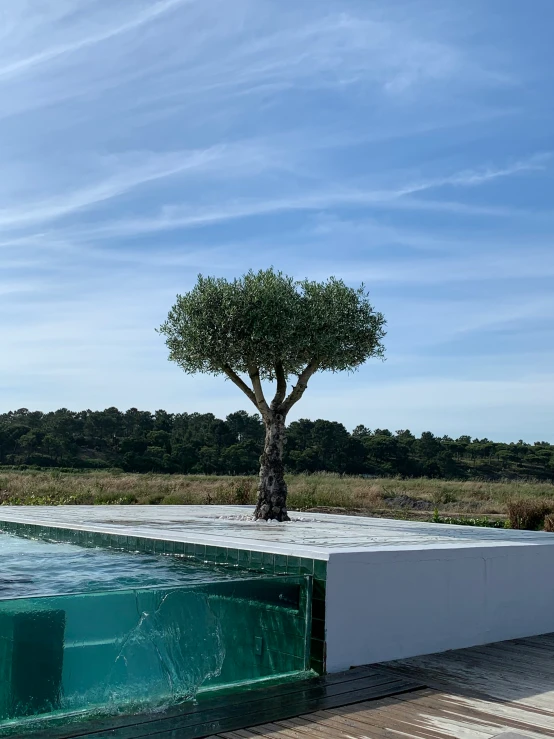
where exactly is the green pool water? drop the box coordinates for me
[0,532,259,598]
[0,534,312,736]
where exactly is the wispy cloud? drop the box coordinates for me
[0,141,285,231]
[0,152,213,230]
[0,0,190,81]
[395,153,551,195]
[193,11,462,95]
[0,0,502,122]
[36,152,545,241]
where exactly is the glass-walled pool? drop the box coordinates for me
[0,534,312,736]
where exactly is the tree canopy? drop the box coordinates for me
[158,269,386,417]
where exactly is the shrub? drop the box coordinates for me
[232,478,256,505]
[289,478,320,510]
[82,459,111,469]
[431,489,457,506]
[544,514,554,533]
[431,514,506,528]
[162,493,195,505]
[507,499,553,530]
[95,492,138,505]
[212,478,256,505]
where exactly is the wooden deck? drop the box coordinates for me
[206,633,554,739]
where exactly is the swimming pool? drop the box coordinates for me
[0,533,312,736]
[0,530,261,598]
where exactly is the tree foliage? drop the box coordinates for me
[1,406,553,481]
[158,269,386,417]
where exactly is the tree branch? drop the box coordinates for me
[248,365,271,421]
[280,361,319,415]
[222,365,258,410]
[271,361,287,410]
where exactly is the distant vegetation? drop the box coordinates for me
[0,408,554,481]
[1,407,553,482]
[1,470,554,531]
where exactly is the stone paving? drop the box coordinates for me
[0,505,552,558]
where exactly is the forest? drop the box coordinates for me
[0,407,553,481]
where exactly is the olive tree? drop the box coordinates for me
[158,269,386,521]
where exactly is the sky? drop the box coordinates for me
[1,0,553,442]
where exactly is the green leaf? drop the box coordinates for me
[158,268,386,387]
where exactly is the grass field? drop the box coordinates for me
[2,470,554,524]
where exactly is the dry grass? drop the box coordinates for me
[507,498,554,530]
[1,470,554,523]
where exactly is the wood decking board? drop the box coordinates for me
[384,635,554,710]
[205,634,554,739]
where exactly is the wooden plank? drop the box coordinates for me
[212,691,554,738]
[248,722,317,739]
[291,710,421,739]
[210,635,554,739]
[271,717,372,739]
[418,645,554,682]
[323,705,454,739]
[391,691,554,732]
[87,677,420,739]
[305,712,422,739]
[454,648,554,682]
[388,650,554,710]
[408,696,554,735]
[385,696,534,739]
[280,715,373,738]
[218,701,430,739]
[333,704,495,739]
[139,676,421,739]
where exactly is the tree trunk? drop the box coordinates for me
[254,412,290,521]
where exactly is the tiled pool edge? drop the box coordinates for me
[0,519,327,675]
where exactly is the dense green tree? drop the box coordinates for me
[364,433,419,477]
[285,419,365,474]
[225,411,264,445]
[221,440,261,475]
[1,406,553,483]
[153,410,174,432]
[158,268,386,520]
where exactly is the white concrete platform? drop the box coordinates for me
[0,504,551,557]
[2,505,554,673]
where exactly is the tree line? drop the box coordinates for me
[0,407,552,481]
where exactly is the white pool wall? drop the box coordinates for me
[325,542,554,672]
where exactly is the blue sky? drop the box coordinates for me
[1,0,553,442]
